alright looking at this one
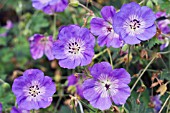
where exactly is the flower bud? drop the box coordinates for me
[69,0,79,7]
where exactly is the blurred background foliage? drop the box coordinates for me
[0,0,170,112]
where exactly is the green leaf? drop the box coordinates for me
[0,38,7,46]
[147,37,162,49]
[125,97,153,113]
[160,69,170,80]
[0,27,7,34]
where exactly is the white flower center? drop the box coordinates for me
[23,81,46,102]
[64,38,86,59]
[123,14,145,36]
[94,73,119,98]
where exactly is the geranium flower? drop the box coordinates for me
[29,34,54,60]
[12,69,56,110]
[90,6,124,48]
[32,0,68,14]
[52,25,95,69]
[150,95,162,113]
[113,2,156,45]
[82,62,131,110]
[10,107,29,113]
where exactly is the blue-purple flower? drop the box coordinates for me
[32,0,68,14]
[82,62,131,110]
[52,25,95,69]
[12,69,56,110]
[29,34,54,60]
[90,6,124,48]
[10,107,30,113]
[67,74,85,98]
[113,2,156,45]
[156,11,170,50]
[0,103,2,113]
[150,95,162,113]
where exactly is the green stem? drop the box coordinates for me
[158,95,170,113]
[107,48,113,68]
[54,96,62,113]
[0,79,5,84]
[93,48,107,60]
[126,45,131,70]
[160,58,169,70]
[131,56,156,92]
[78,3,93,15]
[159,51,170,55]
[53,13,57,40]
[166,99,170,113]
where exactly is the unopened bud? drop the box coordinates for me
[69,0,79,7]
[137,86,145,93]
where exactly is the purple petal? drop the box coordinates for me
[41,76,56,97]
[52,40,67,59]
[53,0,68,12]
[120,2,140,14]
[67,74,78,86]
[122,34,141,45]
[112,86,130,105]
[23,69,45,84]
[18,99,39,110]
[59,58,76,69]
[110,68,131,84]
[90,62,112,79]
[83,79,99,101]
[80,48,94,66]
[90,95,112,110]
[137,25,156,41]
[10,107,30,113]
[58,25,80,41]
[90,18,109,36]
[101,6,116,23]
[44,36,54,60]
[139,6,156,28]
[38,97,53,109]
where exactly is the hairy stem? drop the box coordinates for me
[53,13,57,40]
[107,48,113,68]
[93,48,107,60]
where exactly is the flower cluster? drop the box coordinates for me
[6,1,162,112]
[32,0,68,14]
[12,69,56,110]
[82,62,131,110]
